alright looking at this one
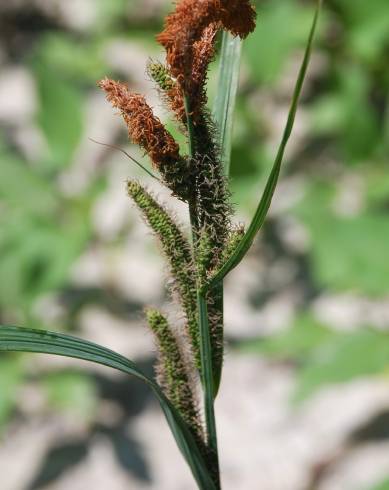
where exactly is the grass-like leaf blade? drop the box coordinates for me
[205,0,322,292]
[0,325,216,490]
[213,31,243,176]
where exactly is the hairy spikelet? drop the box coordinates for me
[147,61,176,92]
[147,60,186,130]
[127,180,200,367]
[148,60,186,126]
[146,309,204,442]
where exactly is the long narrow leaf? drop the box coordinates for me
[205,0,322,292]
[213,31,243,176]
[0,325,216,490]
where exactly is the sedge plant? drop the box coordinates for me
[0,0,322,488]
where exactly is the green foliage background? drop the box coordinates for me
[0,0,388,487]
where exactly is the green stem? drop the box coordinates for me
[197,292,220,476]
[184,94,220,487]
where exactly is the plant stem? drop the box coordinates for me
[184,94,221,487]
[197,292,220,477]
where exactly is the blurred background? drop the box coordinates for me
[0,0,389,488]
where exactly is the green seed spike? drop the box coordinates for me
[127,180,200,368]
[147,60,176,92]
[146,308,204,443]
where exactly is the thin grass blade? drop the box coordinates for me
[213,32,243,176]
[205,0,322,292]
[0,325,216,490]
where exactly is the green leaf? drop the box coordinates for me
[34,64,83,169]
[0,209,90,309]
[0,326,216,490]
[294,329,389,402]
[244,0,316,84]
[36,34,107,84]
[335,0,389,62]
[295,182,389,296]
[0,153,56,217]
[213,32,242,176]
[44,372,97,418]
[0,358,23,429]
[338,66,380,162]
[238,316,336,361]
[302,213,389,296]
[237,318,389,403]
[205,0,322,292]
[369,478,389,490]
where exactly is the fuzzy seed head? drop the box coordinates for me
[146,308,204,442]
[147,61,176,92]
[127,180,200,366]
[98,78,180,168]
[157,0,256,96]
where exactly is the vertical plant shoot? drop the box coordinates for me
[0,0,322,487]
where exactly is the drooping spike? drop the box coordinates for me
[127,180,201,369]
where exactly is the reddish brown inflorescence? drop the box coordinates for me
[149,25,218,125]
[157,0,256,98]
[98,78,181,168]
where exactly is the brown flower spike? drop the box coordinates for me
[157,0,256,97]
[98,78,180,168]
[148,24,218,125]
